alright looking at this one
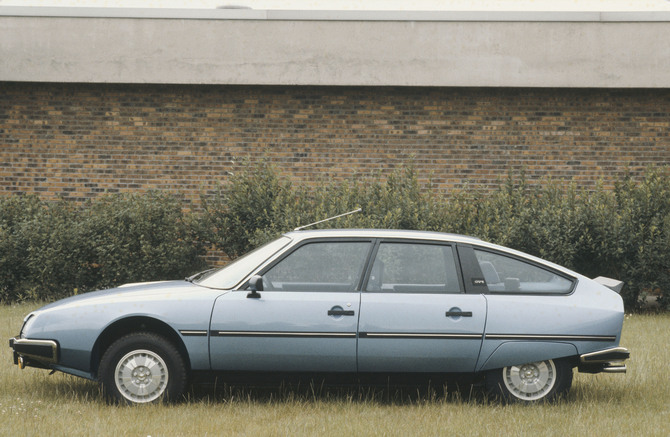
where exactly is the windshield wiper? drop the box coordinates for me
[185,268,215,283]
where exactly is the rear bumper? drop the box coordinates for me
[9,337,59,369]
[578,346,630,374]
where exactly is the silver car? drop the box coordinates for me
[10,229,629,404]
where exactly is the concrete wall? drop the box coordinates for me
[2,8,670,87]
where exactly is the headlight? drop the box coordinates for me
[20,314,35,338]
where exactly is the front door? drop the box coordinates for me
[209,240,372,372]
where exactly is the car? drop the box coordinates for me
[10,228,630,404]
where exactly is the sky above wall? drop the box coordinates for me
[2,0,670,11]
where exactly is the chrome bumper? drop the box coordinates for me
[578,346,630,374]
[9,337,59,369]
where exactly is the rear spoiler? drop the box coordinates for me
[593,276,624,294]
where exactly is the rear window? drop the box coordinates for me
[474,249,574,294]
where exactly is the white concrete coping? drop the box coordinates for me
[2,6,670,22]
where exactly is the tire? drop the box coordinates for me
[486,358,573,403]
[98,332,187,404]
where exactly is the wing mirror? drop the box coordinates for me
[247,275,263,299]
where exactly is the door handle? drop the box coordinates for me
[445,311,472,317]
[328,310,355,316]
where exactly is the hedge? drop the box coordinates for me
[0,192,207,303]
[1,163,668,311]
[203,162,670,311]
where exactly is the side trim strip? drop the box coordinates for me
[179,330,208,337]
[360,332,482,340]
[211,331,356,338]
[204,331,617,341]
[486,334,617,342]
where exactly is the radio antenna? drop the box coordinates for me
[294,208,362,231]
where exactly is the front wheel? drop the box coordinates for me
[486,359,573,403]
[98,332,187,404]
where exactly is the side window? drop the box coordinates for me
[474,249,574,294]
[365,242,461,293]
[263,241,370,292]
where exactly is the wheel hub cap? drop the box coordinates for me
[520,365,540,383]
[115,349,168,403]
[503,360,557,401]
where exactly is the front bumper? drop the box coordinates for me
[9,337,59,370]
[578,346,630,374]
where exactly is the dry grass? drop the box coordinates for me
[2,303,668,436]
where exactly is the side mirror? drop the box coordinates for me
[247,275,263,299]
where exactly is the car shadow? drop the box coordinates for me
[186,378,487,406]
[24,371,489,406]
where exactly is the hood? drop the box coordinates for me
[36,280,198,312]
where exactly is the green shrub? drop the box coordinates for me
[0,195,43,302]
[202,161,670,311]
[202,160,443,256]
[18,199,89,301]
[449,169,670,310]
[80,192,207,292]
[2,164,668,311]
[201,159,297,257]
[600,170,670,309]
[0,193,206,303]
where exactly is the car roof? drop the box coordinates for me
[283,228,482,244]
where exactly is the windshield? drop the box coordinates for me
[194,236,291,289]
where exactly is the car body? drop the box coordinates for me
[10,229,629,404]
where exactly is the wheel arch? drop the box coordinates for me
[477,341,579,372]
[91,316,190,378]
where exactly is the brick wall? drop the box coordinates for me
[1,82,668,205]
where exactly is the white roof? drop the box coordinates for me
[3,0,670,11]
[286,228,482,245]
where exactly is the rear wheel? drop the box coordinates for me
[486,359,573,403]
[99,332,187,404]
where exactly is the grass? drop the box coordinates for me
[2,303,669,436]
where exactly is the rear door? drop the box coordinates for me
[357,240,487,373]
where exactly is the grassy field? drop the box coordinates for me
[2,303,669,436]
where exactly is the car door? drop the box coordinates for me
[357,241,487,373]
[209,239,372,372]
